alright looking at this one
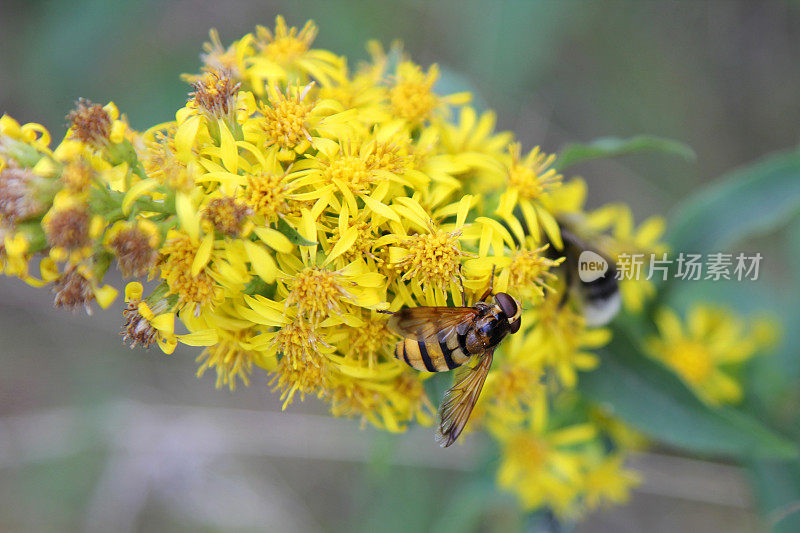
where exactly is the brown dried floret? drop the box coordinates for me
[66,98,111,146]
[121,301,159,349]
[0,166,44,225]
[53,267,94,314]
[110,227,158,278]
[203,196,252,236]
[45,207,90,249]
[189,71,240,120]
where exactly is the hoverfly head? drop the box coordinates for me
[494,292,521,334]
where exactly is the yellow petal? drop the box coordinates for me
[243,240,277,283]
[300,208,318,251]
[178,329,219,346]
[122,179,159,215]
[103,102,120,120]
[636,216,666,246]
[39,257,59,282]
[157,337,178,355]
[354,272,385,288]
[394,197,430,226]
[456,194,473,228]
[361,195,400,222]
[110,121,126,144]
[243,295,289,324]
[151,313,175,335]
[89,215,105,239]
[323,225,358,266]
[217,120,238,173]
[655,307,684,342]
[253,227,293,253]
[125,281,143,301]
[476,217,515,250]
[176,192,200,241]
[191,231,215,277]
[175,115,201,160]
[520,201,539,241]
[537,206,563,249]
[95,285,118,308]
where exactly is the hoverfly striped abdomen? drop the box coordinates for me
[394,328,472,372]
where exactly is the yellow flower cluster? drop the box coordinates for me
[648,304,776,405]
[493,400,641,517]
[2,15,755,517]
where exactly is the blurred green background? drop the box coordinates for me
[2,0,800,531]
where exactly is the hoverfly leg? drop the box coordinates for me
[458,269,468,307]
[478,265,496,302]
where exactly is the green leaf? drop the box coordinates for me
[582,328,797,459]
[555,135,695,171]
[666,148,800,251]
[276,218,315,246]
[748,460,800,533]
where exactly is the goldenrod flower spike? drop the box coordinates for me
[1,15,764,518]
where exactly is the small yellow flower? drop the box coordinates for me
[495,420,597,515]
[159,229,222,315]
[250,16,345,89]
[648,304,774,404]
[243,170,295,222]
[265,318,335,408]
[122,281,178,352]
[327,372,433,432]
[262,83,314,151]
[199,28,246,79]
[41,193,100,264]
[284,266,353,323]
[581,455,640,512]
[277,252,385,324]
[528,296,611,388]
[1,230,32,278]
[496,143,564,248]
[302,138,390,198]
[388,220,467,302]
[258,17,317,65]
[140,125,196,192]
[507,143,562,201]
[328,311,394,367]
[587,204,667,312]
[389,61,470,125]
[196,328,257,390]
[189,70,241,122]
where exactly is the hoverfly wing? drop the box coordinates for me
[386,306,478,343]
[435,348,494,447]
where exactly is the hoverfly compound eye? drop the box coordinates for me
[494,292,521,325]
[509,317,521,334]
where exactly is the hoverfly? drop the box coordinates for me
[382,271,521,447]
[551,222,621,327]
[512,206,621,327]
